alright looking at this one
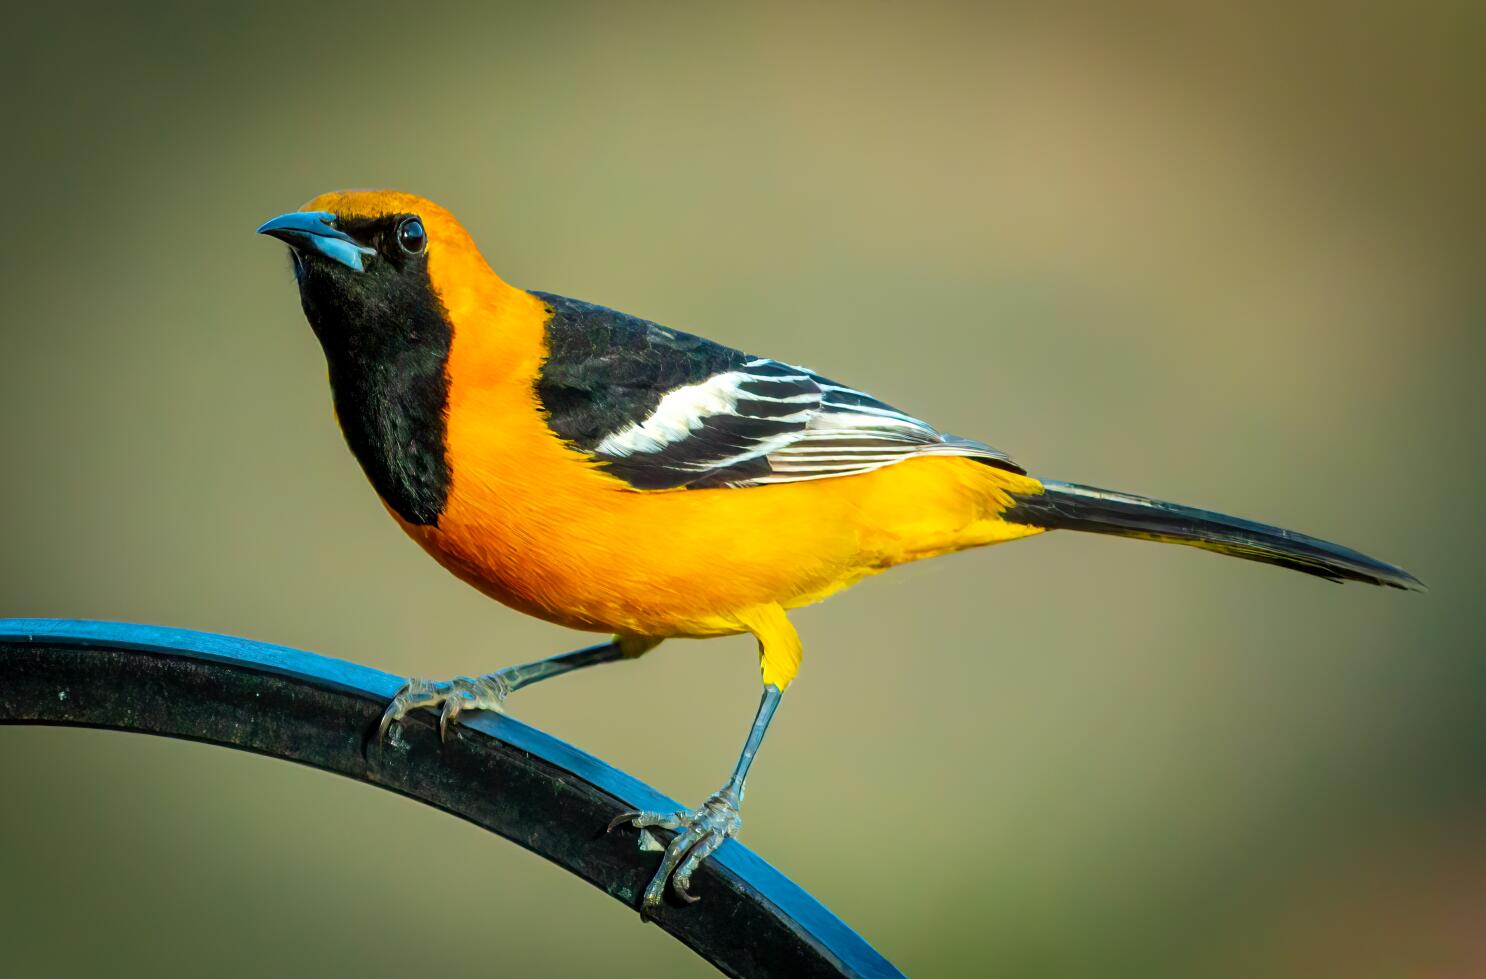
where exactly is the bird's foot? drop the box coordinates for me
[377,672,513,743]
[607,786,742,914]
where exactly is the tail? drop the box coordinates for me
[1003,480,1424,591]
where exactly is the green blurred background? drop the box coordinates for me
[2,2,1482,976]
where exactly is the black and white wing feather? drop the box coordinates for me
[533,292,1021,490]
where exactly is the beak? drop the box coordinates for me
[256,211,376,272]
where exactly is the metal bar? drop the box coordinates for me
[0,618,903,979]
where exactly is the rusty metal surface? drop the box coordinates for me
[0,619,903,979]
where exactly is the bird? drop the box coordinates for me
[258,190,1422,912]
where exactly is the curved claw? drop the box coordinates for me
[376,699,400,743]
[606,810,643,834]
[672,864,703,904]
[438,697,462,742]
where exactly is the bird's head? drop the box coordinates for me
[257,190,514,525]
[257,190,499,355]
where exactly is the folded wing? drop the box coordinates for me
[533,291,1021,490]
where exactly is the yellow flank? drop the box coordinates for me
[310,191,1047,688]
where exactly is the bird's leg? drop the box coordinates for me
[608,683,783,913]
[378,636,660,743]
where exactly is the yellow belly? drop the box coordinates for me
[397,438,1045,640]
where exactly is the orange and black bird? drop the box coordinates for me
[258,191,1422,910]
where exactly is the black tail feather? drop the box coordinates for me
[1005,480,1424,591]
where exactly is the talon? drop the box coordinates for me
[375,677,430,744]
[438,698,462,742]
[376,700,400,743]
[606,810,642,834]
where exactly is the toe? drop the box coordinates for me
[642,825,704,909]
[672,832,726,903]
[609,809,686,834]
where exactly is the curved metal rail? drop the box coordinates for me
[0,619,902,979]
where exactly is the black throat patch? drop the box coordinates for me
[293,216,452,526]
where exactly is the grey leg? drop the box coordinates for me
[609,683,784,912]
[378,637,660,742]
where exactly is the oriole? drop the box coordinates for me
[259,190,1422,913]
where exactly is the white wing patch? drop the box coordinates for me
[595,369,810,457]
[592,358,1019,488]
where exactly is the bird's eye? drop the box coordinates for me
[396,218,427,255]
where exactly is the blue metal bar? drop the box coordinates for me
[0,618,903,979]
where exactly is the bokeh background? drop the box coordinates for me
[2,2,1482,976]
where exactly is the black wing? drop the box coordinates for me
[532,291,1022,490]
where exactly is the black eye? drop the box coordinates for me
[396,217,426,255]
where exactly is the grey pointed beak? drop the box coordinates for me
[257,211,376,272]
